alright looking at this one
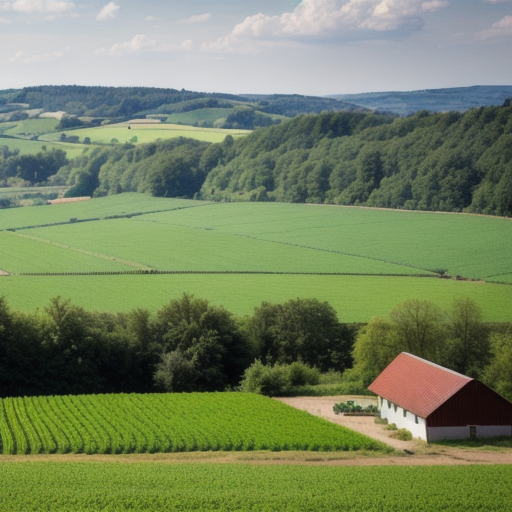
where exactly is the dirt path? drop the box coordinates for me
[275,396,512,465]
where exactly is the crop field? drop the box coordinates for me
[0,117,59,137]
[146,202,512,282]
[0,392,387,455]
[1,193,510,321]
[166,107,234,125]
[1,463,511,511]
[0,186,69,199]
[9,219,431,275]
[0,194,204,230]
[2,274,510,321]
[0,137,86,158]
[39,122,250,145]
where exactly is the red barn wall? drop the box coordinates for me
[427,381,512,428]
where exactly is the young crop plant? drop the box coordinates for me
[0,392,390,455]
[1,463,511,511]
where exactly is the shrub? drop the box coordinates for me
[288,361,320,386]
[385,423,397,430]
[389,428,413,441]
[240,360,320,397]
[239,360,291,397]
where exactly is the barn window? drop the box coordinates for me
[415,415,419,424]
[403,409,407,418]
[387,400,391,409]
[393,403,397,413]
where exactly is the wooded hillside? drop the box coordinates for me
[200,104,512,216]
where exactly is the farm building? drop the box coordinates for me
[368,352,512,442]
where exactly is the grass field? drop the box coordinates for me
[1,463,511,511]
[1,274,510,321]
[1,193,510,321]
[0,186,68,199]
[0,392,387,455]
[0,117,59,137]
[0,194,205,230]
[145,202,512,281]
[0,137,86,158]
[7,220,431,274]
[39,122,250,145]
[166,107,234,125]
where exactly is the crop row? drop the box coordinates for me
[2,463,511,511]
[13,270,437,277]
[0,392,388,455]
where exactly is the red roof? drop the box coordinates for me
[368,353,472,418]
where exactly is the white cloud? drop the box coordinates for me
[9,47,68,63]
[95,34,159,56]
[96,1,119,21]
[177,13,211,24]
[0,0,74,13]
[0,15,12,22]
[477,15,512,39]
[181,39,193,50]
[204,0,448,51]
[483,0,511,3]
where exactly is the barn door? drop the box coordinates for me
[469,425,477,439]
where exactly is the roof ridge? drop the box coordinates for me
[401,352,472,381]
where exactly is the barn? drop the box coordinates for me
[368,352,512,442]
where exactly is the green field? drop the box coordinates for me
[1,274,510,322]
[0,186,68,199]
[39,122,250,145]
[1,463,511,511]
[0,117,59,137]
[5,220,431,274]
[166,107,234,125]
[0,137,86,158]
[1,193,510,321]
[0,392,387,455]
[0,194,205,230]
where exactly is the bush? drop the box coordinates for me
[240,360,320,397]
[240,360,290,397]
[389,428,413,441]
[288,361,320,386]
[385,423,397,430]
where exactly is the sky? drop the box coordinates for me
[1,0,511,96]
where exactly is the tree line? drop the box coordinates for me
[345,298,512,401]
[0,146,68,189]
[0,295,355,398]
[1,294,510,401]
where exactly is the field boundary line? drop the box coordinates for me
[10,270,440,278]
[4,230,152,270]
[0,202,217,232]
[234,233,438,275]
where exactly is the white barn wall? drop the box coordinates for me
[427,425,511,441]
[378,396,427,440]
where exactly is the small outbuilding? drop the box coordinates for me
[368,352,512,442]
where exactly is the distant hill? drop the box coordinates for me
[329,86,512,115]
[0,86,363,130]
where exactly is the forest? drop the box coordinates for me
[1,294,510,402]
[200,103,512,216]
[34,102,512,217]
